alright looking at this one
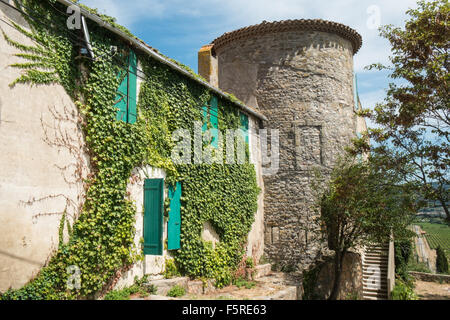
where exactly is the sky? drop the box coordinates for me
[79,0,421,123]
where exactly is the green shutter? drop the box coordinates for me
[167,182,181,250]
[210,96,218,148]
[240,112,249,144]
[143,179,164,255]
[115,67,128,122]
[115,49,137,123]
[128,50,137,124]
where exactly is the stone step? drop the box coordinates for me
[363,258,388,263]
[365,251,388,256]
[362,267,388,273]
[363,289,388,297]
[363,281,387,287]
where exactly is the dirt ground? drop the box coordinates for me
[414,280,450,300]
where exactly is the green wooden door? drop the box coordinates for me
[143,179,164,255]
[167,182,181,250]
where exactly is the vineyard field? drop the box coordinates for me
[416,221,450,259]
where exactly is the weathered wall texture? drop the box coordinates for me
[214,24,360,270]
[0,3,89,291]
[313,251,363,300]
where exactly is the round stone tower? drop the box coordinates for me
[211,19,363,269]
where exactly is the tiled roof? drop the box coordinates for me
[213,19,362,55]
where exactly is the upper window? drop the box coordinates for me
[115,49,137,124]
[202,96,219,148]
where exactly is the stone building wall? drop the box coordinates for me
[211,20,362,270]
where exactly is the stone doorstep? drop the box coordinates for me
[146,277,189,296]
[147,277,217,296]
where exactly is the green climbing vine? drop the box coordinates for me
[0,0,259,299]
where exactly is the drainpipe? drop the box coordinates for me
[81,15,94,59]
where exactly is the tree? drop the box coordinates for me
[361,0,449,221]
[436,245,449,273]
[313,155,418,300]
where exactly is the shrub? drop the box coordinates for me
[395,239,412,280]
[245,257,254,269]
[164,259,181,279]
[436,246,449,274]
[167,285,185,297]
[391,279,418,300]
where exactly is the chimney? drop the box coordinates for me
[198,44,218,87]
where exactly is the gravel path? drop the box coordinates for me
[415,280,450,300]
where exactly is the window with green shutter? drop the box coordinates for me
[115,49,137,124]
[143,179,164,255]
[239,112,249,144]
[202,96,219,148]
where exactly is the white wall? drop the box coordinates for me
[246,116,265,263]
[0,3,89,291]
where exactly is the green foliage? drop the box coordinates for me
[436,245,449,274]
[314,154,418,253]
[103,276,156,300]
[232,277,256,289]
[1,0,259,299]
[395,239,413,280]
[245,257,254,269]
[164,258,181,279]
[359,0,450,222]
[302,265,322,300]
[167,285,185,297]
[313,154,418,300]
[391,279,418,300]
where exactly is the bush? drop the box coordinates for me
[167,285,185,297]
[436,246,449,274]
[164,259,181,279]
[395,239,412,280]
[245,257,254,269]
[391,279,418,300]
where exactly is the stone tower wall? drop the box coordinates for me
[212,21,361,269]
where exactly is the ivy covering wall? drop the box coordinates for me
[0,0,259,299]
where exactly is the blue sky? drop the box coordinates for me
[79,0,420,123]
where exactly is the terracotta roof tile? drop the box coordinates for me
[212,19,362,54]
